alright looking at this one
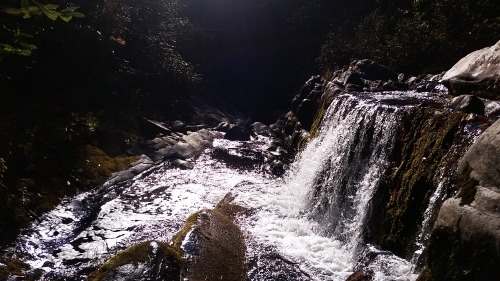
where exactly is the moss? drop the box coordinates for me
[0,258,38,280]
[370,110,466,257]
[172,212,200,249]
[76,145,140,187]
[88,241,182,281]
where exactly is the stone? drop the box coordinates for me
[224,126,250,141]
[296,98,318,131]
[442,40,500,100]
[458,119,500,191]
[418,119,500,281]
[484,100,500,116]
[87,241,182,281]
[250,122,271,137]
[449,95,485,114]
[351,59,398,82]
[173,200,246,281]
[173,159,194,170]
[214,122,232,132]
[171,120,186,132]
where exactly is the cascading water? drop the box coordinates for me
[297,94,401,250]
[5,91,460,281]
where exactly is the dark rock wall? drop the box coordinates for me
[367,110,467,257]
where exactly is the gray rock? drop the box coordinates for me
[442,40,500,100]
[484,100,500,116]
[351,59,398,82]
[214,121,232,132]
[250,122,271,137]
[419,119,500,281]
[458,119,500,190]
[173,159,194,170]
[88,241,181,281]
[449,95,485,114]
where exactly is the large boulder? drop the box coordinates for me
[441,40,500,100]
[87,241,182,281]
[173,195,246,281]
[417,119,500,281]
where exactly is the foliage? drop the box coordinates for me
[0,0,84,59]
[317,0,500,73]
[2,0,84,21]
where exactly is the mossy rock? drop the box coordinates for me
[76,145,140,187]
[368,109,467,257]
[172,195,247,281]
[87,241,182,281]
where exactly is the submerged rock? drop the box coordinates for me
[442,40,500,100]
[418,119,500,281]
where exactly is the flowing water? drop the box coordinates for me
[6,91,471,280]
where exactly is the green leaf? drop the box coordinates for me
[43,10,58,20]
[28,6,40,13]
[59,15,72,22]
[44,4,60,10]
[60,6,79,13]
[20,42,37,50]
[69,11,84,18]
[32,0,58,20]
[17,32,33,38]
[22,12,32,19]
[2,8,22,15]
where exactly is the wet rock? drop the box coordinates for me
[296,99,318,131]
[458,119,500,193]
[442,40,500,100]
[346,269,373,281]
[291,75,324,113]
[173,197,246,281]
[250,122,271,137]
[172,159,194,170]
[418,119,500,281]
[269,160,285,176]
[104,155,154,186]
[351,59,398,82]
[212,147,263,169]
[214,121,232,132]
[87,241,182,281]
[484,100,500,116]
[140,118,171,138]
[449,95,485,114]
[224,126,250,141]
[171,120,186,133]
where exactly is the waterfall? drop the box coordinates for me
[288,93,402,254]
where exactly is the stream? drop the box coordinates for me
[5,90,483,281]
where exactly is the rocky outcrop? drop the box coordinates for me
[442,40,500,100]
[88,194,246,281]
[417,119,500,281]
[449,95,485,115]
[139,128,216,164]
[278,60,447,156]
[87,241,182,281]
[176,195,246,281]
[367,110,468,258]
